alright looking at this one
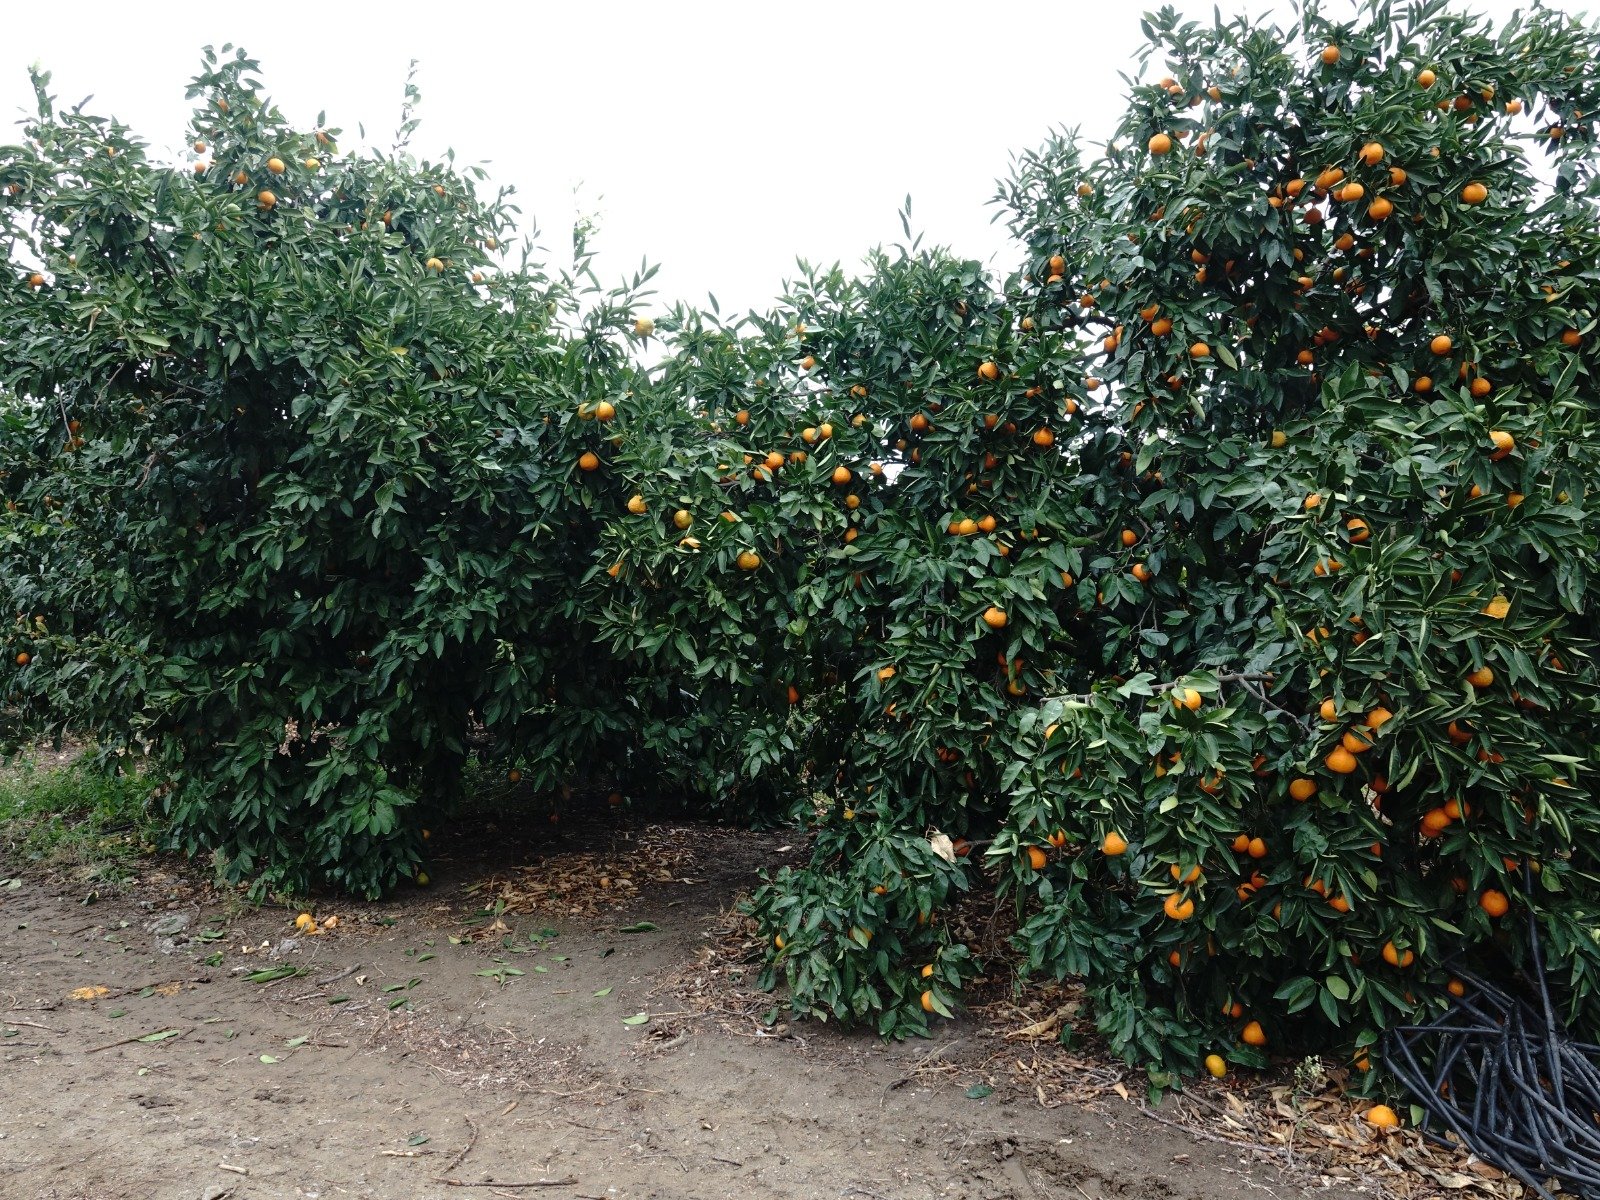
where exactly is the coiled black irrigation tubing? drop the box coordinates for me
[1383,894,1600,1200]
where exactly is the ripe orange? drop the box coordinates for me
[831,465,852,486]
[257,189,277,210]
[1359,141,1384,166]
[1289,778,1317,802]
[1366,196,1394,220]
[1319,698,1338,722]
[1460,181,1488,205]
[1345,517,1370,542]
[1171,686,1202,711]
[425,256,444,272]
[1130,562,1151,583]
[626,494,647,515]
[800,355,816,371]
[920,990,936,1013]
[673,509,693,530]
[594,400,616,422]
[1381,941,1415,969]
[1148,133,1173,154]
[1205,1054,1227,1078]
[266,156,286,174]
[1418,68,1437,87]
[578,451,600,472]
[1101,831,1128,856]
[734,410,750,426]
[1027,846,1048,871]
[1365,1104,1400,1130]
[15,652,30,667]
[1479,889,1509,917]
[1189,342,1211,359]
[1320,44,1340,65]
[1032,427,1055,448]
[1430,334,1453,355]
[1325,746,1359,774]
[977,360,1000,381]
[1365,706,1393,731]
[1341,729,1373,754]
[1241,1020,1267,1046]
[736,550,761,571]
[1163,892,1196,920]
[1466,665,1495,688]
[1304,492,1322,510]
[1247,837,1267,859]
[982,606,1008,630]
[1489,429,1514,457]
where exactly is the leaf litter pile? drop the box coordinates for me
[664,891,1553,1200]
[467,824,702,920]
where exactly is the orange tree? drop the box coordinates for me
[0,49,650,895]
[745,0,1600,1071]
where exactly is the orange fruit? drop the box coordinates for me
[1417,68,1436,87]
[626,494,647,515]
[1365,1105,1400,1130]
[673,509,693,530]
[736,550,761,571]
[1247,837,1267,859]
[1241,1020,1267,1046]
[1430,334,1453,355]
[1460,181,1488,205]
[1325,746,1358,774]
[1149,133,1174,155]
[1320,44,1340,65]
[1101,831,1129,856]
[1345,517,1370,542]
[1381,941,1415,969]
[1467,665,1495,688]
[1304,492,1322,510]
[1359,142,1384,165]
[578,451,601,472]
[981,606,1008,630]
[1189,342,1211,359]
[257,190,277,210]
[1365,706,1393,731]
[734,410,750,426]
[1447,978,1466,998]
[1342,729,1373,754]
[977,361,1000,381]
[266,156,286,174]
[1289,778,1317,802]
[1027,846,1048,871]
[1164,892,1196,920]
[1366,196,1395,220]
[1032,427,1055,448]
[15,651,30,667]
[1479,889,1509,917]
[831,465,852,486]
[1319,698,1338,722]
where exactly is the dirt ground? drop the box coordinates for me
[0,813,1406,1200]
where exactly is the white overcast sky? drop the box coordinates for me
[1,0,1584,317]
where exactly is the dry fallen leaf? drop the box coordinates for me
[153,982,181,997]
[928,831,956,864]
[69,986,110,1001]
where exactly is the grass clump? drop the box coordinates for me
[0,754,159,886]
